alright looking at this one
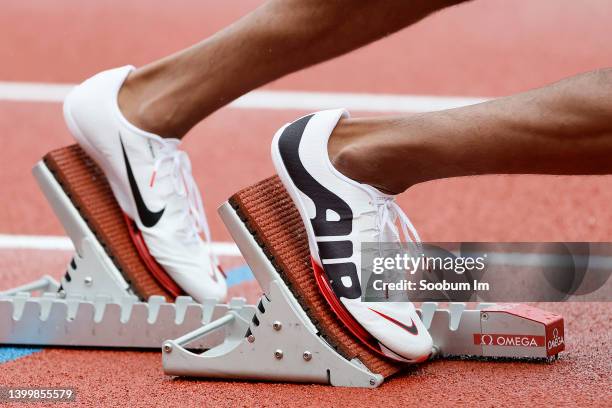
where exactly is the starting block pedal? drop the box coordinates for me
[0,145,564,388]
[161,177,565,387]
[36,145,173,300]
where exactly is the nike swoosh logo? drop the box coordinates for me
[368,308,419,335]
[120,134,165,227]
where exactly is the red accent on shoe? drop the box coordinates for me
[311,258,391,359]
[149,171,157,187]
[217,264,227,279]
[123,213,184,298]
[413,353,430,363]
[368,307,419,336]
[311,258,427,363]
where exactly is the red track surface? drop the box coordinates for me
[2,0,612,96]
[0,0,610,406]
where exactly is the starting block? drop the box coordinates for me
[0,145,564,388]
[161,177,565,387]
[0,145,241,349]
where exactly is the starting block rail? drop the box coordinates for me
[0,286,241,349]
[0,146,564,388]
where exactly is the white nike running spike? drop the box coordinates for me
[271,109,433,362]
[63,65,227,302]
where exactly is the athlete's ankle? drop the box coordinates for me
[117,68,187,139]
[328,119,410,194]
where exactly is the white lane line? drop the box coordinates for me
[0,234,73,251]
[0,81,489,112]
[231,90,488,112]
[0,234,242,257]
[0,82,73,103]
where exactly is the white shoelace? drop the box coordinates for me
[150,142,212,247]
[369,194,422,255]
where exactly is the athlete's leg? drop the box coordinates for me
[328,68,612,194]
[118,0,468,138]
[65,0,472,304]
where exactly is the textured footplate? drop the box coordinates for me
[228,176,403,378]
[43,144,173,300]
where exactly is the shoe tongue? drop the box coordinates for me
[163,138,181,147]
[147,136,180,159]
[152,135,180,149]
[361,183,395,201]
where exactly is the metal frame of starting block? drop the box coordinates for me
[160,202,564,388]
[0,161,242,349]
[0,158,564,388]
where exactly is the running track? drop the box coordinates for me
[0,1,610,406]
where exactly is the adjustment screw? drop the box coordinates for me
[247,335,255,343]
[84,276,93,287]
[162,343,172,353]
[481,312,489,321]
[274,349,283,359]
[303,351,312,361]
[58,289,66,299]
[273,321,282,331]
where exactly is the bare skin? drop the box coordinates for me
[118,0,467,138]
[116,0,612,195]
[329,69,612,193]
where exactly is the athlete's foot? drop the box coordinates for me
[63,66,227,302]
[272,109,433,362]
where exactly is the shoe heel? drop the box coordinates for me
[62,89,138,222]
